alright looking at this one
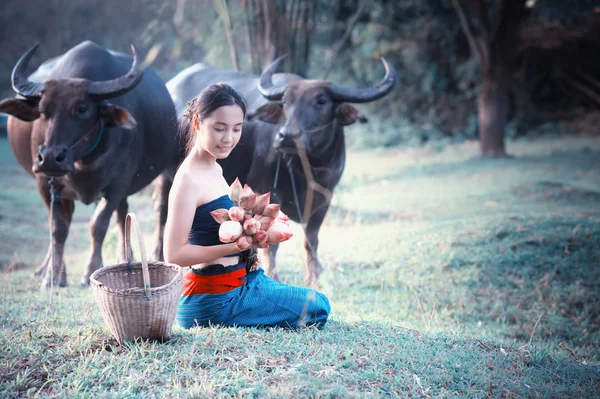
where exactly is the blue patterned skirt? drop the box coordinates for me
[176,263,330,329]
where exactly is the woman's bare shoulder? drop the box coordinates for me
[172,157,224,206]
[171,159,204,200]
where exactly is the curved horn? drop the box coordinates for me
[11,44,44,99]
[258,54,288,100]
[330,57,397,103]
[88,45,144,100]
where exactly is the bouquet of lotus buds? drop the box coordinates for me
[211,178,293,251]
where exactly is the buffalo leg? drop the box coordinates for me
[115,198,128,263]
[80,194,123,286]
[261,244,281,282]
[151,173,171,261]
[303,203,329,288]
[37,180,73,288]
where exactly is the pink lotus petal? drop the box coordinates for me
[243,218,261,236]
[253,230,268,246]
[252,192,271,215]
[235,233,253,250]
[239,185,257,211]
[262,203,281,218]
[219,221,243,243]
[229,177,243,203]
[266,221,293,244]
[276,210,290,225]
[255,215,274,231]
[210,208,230,224]
[228,206,245,222]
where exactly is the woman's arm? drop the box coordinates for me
[163,171,241,267]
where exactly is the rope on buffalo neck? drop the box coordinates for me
[273,152,282,189]
[286,139,333,257]
[273,120,335,257]
[68,119,105,158]
[272,120,333,190]
[293,138,333,224]
[47,177,60,303]
[286,158,316,256]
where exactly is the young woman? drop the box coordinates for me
[163,83,330,329]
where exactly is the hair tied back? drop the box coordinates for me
[183,99,195,120]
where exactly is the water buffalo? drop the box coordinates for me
[166,57,397,286]
[0,41,179,287]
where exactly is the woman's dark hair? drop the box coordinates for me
[179,82,248,156]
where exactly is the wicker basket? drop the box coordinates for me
[90,213,182,344]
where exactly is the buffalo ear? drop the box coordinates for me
[100,102,137,129]
[335,103,368,126]
[0,98,40,122]
[247,103,283,124]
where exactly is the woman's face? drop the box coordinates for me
[194,105,244,159]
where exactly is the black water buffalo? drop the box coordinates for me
[166,57,396,286]
[0,41,179,287]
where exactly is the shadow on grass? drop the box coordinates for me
[445,215,600,360]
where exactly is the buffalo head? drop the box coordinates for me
[248,56,397,156]
[0,44,143,177]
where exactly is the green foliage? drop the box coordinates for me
[0,0,598,146]
[1,134,600,397]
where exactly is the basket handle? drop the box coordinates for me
[125,212,152,300]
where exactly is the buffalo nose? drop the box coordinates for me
[277,127,301,143]
[37,145,68,166]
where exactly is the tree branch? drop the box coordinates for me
[261,0,272,65]
[252,0,264,73]
[474,0,491,67]
[304,1,316,73]
[294,2,308,76]
[563,74,600,107]
[576,68,600,93]
[323,3,365,79]
[219,0,239,71]
[452,0,487,68]
[241,0,254,73]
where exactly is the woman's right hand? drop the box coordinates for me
[236,241,268,252]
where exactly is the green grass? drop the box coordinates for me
[1,135,599,398]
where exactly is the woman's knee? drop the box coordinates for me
[312,290,331,321]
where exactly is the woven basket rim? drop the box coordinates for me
[90,260,182,295]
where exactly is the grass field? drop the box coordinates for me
[1,134,599,398]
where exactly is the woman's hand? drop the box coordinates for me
[235,236,268,252]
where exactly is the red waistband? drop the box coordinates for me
[182,266,246,295]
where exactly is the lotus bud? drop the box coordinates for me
[228,206,245,222]
[251,238,268,249]
[219,221,243,243]
[210,208,231,224]
[255,215,274,231]
[243,218,261,236]
[229,177,243,203]
[239,185,257,211]
[266,221,294,244]
[253,230,269,247]
[252,192,271,215]
[240,194,256,212]
[235,234,253,251]
[276,210,290,224]
[262,203,281,218]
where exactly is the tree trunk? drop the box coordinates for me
[453,0,529,157]
[222,0,239,71]
[477,69,509,157]
[243,0,316,76]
